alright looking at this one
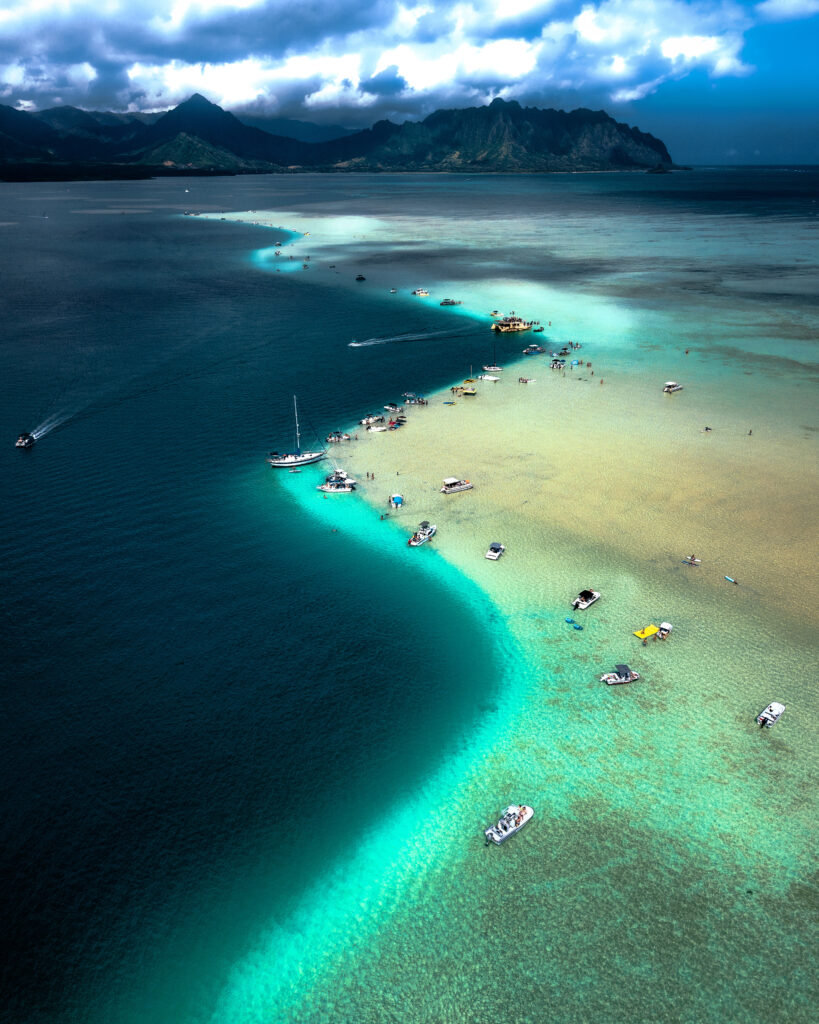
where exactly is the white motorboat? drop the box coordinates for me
[600,664,640,686]
[367,424,388,432]
[326,431,351,443]
[408,521,436,546]
[16,432,35,448]
[267,396,327,468]
[485,542,505,560]
[756,702,785,728]
[411,288,430,297]
[663,381,683,393]
[440,477,473,494]
[477,374,499,381]
[384,403,404,413]
[317,470,356,493]
[572,589,600,611]
[389,494,404,508]
[484,805,533,845]
[482,365,503,372]
[518,377,535,384]
[440,298,462,306]
[657,622,673,640]
[359,414,385,426]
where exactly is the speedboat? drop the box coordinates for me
[440,477,473,494]
[663,381,683,393]
[367,424,388,432]
[657,622,673,640]
[317,470,356,493]
[482,364,503,372]
[477,374,499,381]
[484,805,533,845]
[326,431,351,443]
[359,414,385,426]
[356,274,366,281]
[600,664,640,686]
[408,521,436,546]
[572,589,600,611]
[389,494,404,508]
[756,702,785,728]
[384,403,404,413]
[440,298,462,306]
[411,288,430,296]
[533,326,545,333]
[485,542,505,560]
[267,396,327,468]
[518,377,535,384]
[16,432,35,448]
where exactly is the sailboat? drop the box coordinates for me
[267,395,327,468]
[483,340,502,373]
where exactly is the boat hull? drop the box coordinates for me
[267,451,326,468]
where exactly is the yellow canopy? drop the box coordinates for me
[634,624,659,640]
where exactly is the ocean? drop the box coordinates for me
[1,170,816,1024]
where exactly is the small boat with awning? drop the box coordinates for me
[600,664,640,685]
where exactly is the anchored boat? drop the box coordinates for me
[600,664,640,685]
[756,702,785,728]
[267,396,327,468]
[485,542,505,560]
[572,589,600,610]
[440,477,473,494]
[484,805,533,845]
[408,521,436,546]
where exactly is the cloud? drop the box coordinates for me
[755,0,819,20]
[0,0,804,124]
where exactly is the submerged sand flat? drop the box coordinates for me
[208,194,818,1023]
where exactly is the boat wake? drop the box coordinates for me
[349,328,460,348]
[30,410,76,440]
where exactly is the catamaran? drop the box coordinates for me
[267,396,327,468]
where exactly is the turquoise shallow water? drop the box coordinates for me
[2,171,817,1023]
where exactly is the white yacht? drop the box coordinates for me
[663,381,683,393]
[756,702,785,728]
[408,521,437,546]
[440,477,473,494]
[267,396,327,468]
[600,664,640,686]
[485,542,505,560]
[572,589,600,611]
[484,805,533,845]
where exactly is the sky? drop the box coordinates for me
[1,0,817,162]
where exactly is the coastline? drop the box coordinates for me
[206,203,817,1023]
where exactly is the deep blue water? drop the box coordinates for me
[2,170,817,1023]
[1,179,506,1024]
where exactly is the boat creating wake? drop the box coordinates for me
[349,328,464,347]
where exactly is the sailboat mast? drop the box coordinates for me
[293,394,301,455]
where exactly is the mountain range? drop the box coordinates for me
[0,93,673,179]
